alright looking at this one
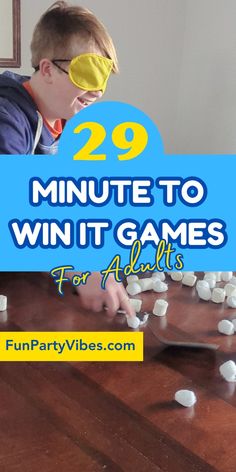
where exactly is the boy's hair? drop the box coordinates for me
[31,1,118,73]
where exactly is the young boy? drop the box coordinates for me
[0,1,118,154]
[0,1,134,318]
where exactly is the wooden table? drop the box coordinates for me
[0,272,235,472]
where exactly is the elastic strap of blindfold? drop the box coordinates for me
[34,59,71,73]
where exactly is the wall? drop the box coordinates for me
[1,0,236,154]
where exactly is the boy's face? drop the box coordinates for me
[46,46,106,120]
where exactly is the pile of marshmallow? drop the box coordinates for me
[196,271,236,306]
[125,271,236,329]
[125,270,198,328]
[195,271,236,337]
[125,272,169,328]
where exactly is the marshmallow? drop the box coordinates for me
[221,272,233,283]
[197,286,211,301]
[138,278,153,292]
[129,298,142,313]
[224,284,236,297]
[174,390,197,407]
[126,283,142,296]
[211,288,226,304]
[218,320,234,335]
[153,280,168,293]
[196,279,210,290]
[229,276,236,286]
[227,295,236,308]
[153,299,168,316]
[170,272,183,282]
[204,272,216,280]
[214,272,222,282]
[126,316,140,329]
[219,361,236,382]
[151,272,166,281]
[203,274,216,289]
[126,275,139,284]
[231,319,236,332]
[0,295,7,312]
[182,274,197,287]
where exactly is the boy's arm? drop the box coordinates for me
[0,104,29,154]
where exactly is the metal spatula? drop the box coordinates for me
[116,309,219,349]
[151,332,219,350]
[146,318,219,350]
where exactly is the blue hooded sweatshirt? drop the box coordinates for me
[0,71,59,155]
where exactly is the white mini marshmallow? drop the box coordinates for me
[151,272,166,281]
[126,315,140,329]
[214,272,222,282]
[230,276,236,286]
[219,361,236,382]
[218,320,234,335]
[196,279,210,290]
[153,299,168,316]
[126,283,142,296]
[203,274,216,289]
[129,298,142,313]
[227,295,236,308]
[170,272,183,282]
[207,279,216,289]
[0,295,7,312]
[231,319,236,332]
[224,284,236,297]
[182,274,197,287]
[126,275,139,284]
[221,272,233,283]
[153,280,168,293]
[204,272,216,280]
[174,390,197,408]
[138,278,153,292]
[197,286,212,301]
[211,288,226,304]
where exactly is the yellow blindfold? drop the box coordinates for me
[69,54,113,92]
[34,53,113,93]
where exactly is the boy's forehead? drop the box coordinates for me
[70,38,102,59]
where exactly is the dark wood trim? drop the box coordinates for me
[0,0,21,68]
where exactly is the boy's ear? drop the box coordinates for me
[39,59,54,83]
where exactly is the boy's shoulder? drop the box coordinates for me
[0,72,57,154]
[0,71,37,115]
[0,72,37,153]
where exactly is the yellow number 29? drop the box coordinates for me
[73,121,148,161]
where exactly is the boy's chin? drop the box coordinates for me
[67,105,85,119]
[63,103,87,119]
[64,110,79,120]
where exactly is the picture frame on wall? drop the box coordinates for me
[0,0,21,67]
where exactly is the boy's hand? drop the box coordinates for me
[74,272,135,318]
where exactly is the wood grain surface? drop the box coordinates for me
[0,272,235,472]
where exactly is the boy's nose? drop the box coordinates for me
[88,90,103,99]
